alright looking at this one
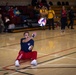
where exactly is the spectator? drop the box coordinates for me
[60,6,67,32]
[5,2,10,12]
[4,16,11,32]
[13,7,20,17]
[39,6,48,29]
[68,6,75,29]
[8,7,14,18]
[0,14,5,33]
[47,6,55,30]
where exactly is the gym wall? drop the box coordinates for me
[0,0,76,6]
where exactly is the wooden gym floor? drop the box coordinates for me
[0,26,76,75]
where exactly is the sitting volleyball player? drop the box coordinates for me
[15,31,37,67]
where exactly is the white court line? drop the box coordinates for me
[37,57,66,66]
[65,56,76,60]
[40,63,76,66]
[0,52,58,68]
[0,53,59,69]
[8,57,66,75]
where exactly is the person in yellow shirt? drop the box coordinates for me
[40,6,48,18]
[47,6,55,30]
[39,6,48,29]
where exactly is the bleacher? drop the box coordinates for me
[0,5,76,32]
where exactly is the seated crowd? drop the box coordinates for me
[0,0,75,33]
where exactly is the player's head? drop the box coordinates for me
[23,31,29,38]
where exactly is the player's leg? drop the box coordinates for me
[15,50,24,67]
[31,51,37,66]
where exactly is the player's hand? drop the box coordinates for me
[28,45,33,50]
[28,46,32,50]
[32,32,37,38]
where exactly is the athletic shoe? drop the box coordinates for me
[31,59,37,66]
[15,60,20,67]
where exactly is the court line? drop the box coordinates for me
[2,46,76,70]
[0,32,76,48]
[2,49,76,75]
[8,57,66,75]
[2,52,76,72]
[1,31,76,74]
[7,51,76,75]
[3,45,76,69]
[38,46,76,59]
[38,51,76,65]
[65,57,76,60]
[37,63,76,67]
[13,70,34,75]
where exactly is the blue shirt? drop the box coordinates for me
[20,38,34,52]
[13,9,20,16]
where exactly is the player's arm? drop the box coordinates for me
[28,40,34,51]
[28,45,34,50]
[22,37,32,43]
[22,32,36,43]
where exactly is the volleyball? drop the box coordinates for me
[38,18,46,26]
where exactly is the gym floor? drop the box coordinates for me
[0,26,76,75]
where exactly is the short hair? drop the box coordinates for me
[23,31,29,35]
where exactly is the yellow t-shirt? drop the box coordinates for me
[40,9,48,17]
[48,10,55,19]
